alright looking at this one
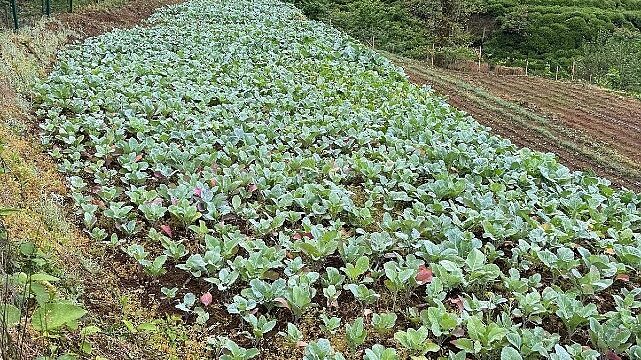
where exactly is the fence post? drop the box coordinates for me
[525,59,529,76]
[555,66,559,81]
[10,0,18,30]
[431,44,435,67]
[571,60,576,81]
[68,0,73,12]
[46,0,51,16]
[478,46,482,72]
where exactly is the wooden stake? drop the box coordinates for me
[431,44,435,67]
[571,60,576,81]
[556,66,559,81]
[526,59,529,76]
[10,0,18,30]
[478,46,482,72]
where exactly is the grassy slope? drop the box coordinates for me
[0,1,208,358]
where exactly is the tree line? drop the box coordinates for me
[289,0,641,94]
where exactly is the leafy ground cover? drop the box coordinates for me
[31,0,641,358]
[291,0,641,94]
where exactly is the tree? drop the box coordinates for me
[578,30,641,93]
[408,0,484,46]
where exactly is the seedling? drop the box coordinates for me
[320,314,341,334]
[394,327,440,355]
[371,312,397,334]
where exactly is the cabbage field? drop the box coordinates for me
[35,0,641,358]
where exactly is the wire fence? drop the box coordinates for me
[1,0,75,30]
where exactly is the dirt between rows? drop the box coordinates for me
[403,66,641,192]
[459,74,641,163]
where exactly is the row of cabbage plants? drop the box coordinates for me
[35,0,641,358]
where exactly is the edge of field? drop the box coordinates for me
[0,0,211,358]
[386,53,641,192]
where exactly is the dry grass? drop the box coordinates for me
[0,1,211,358]
[0,19,72,95]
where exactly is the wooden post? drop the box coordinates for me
[69,0,73,12]
[526,59,529,76]
[431,44,435,67]
[571,60,575,81]
[45,0,50,16]
[478,46,482,72]
[556,66,559,81]
[10,0,18,30]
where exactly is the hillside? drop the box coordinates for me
[390,53,641,191]
[292,0,641,92]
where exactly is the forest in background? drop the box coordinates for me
[288,0,641,94]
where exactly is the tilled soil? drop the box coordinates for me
[54,0,184,39]
[459,74,641,162]
[398,59,641,192]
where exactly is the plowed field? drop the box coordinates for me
[390,55,641,191]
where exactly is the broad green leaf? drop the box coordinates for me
[501,346,523,360]
[1,304,21,327]
[465,249,486,271]
[31,302,87,332]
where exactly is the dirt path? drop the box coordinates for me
[392,56,641,192]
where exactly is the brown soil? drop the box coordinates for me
[55,0,183,39]
[459,74,641,162]
[400,62,641,192]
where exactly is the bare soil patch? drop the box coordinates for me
[459,74,641,162]
[55,0,183,39]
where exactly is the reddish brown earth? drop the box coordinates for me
[55,0,183,38]
[460,74,641,162]
[397,58,641,192]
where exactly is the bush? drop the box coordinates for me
[578,30,641,92]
